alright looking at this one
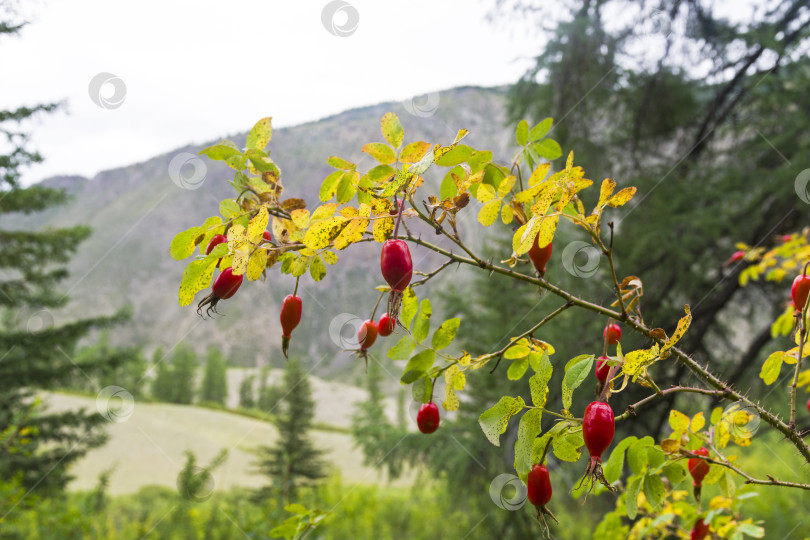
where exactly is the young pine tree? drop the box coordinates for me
[254,359,326,503]
[199,345,228,406]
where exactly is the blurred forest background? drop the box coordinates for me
[1,0,809,538]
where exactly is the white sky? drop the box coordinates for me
[1,0,543,185]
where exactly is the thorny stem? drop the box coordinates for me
[614,386,731,421]
[684,448,810,491]
[400,227,810,471]
[410,260,455,289]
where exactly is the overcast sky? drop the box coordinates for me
[1,0,543,185]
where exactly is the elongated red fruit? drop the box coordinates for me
[792,273,810,311]
[205,234,227,255]
[527,464,552,507]
[378,313,395,337]
[691,518,710,540]
[416,402,440,434]
[528,237,552,275]
[584,401,615,458]
[280,294,302,359]
[603,323,622,345]
[595,356,611,382]
[262,230,272,243]
[381,239,413,292]
[357,319,378,350]
[688,447,710,486]
[197,268,243,316]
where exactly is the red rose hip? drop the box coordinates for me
[377,313,395,337]
[197,267,243,316]
[691,518,710,540]
[205,234,227,255]
[595,356,611,382]
[603,323,622,345]
[416,402,440,434]
[357,319,378,350]
[688,447,711,501]
[579,400,617,493]
[528,236,552,276]
[527,464,552,507]
[380,239,413,292]
[791,273,810,312]
[280,294,302,359]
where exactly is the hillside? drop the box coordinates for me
[10,86,512,377]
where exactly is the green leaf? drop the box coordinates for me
[603,436,638,484]
[413,299,432,342]
[434,145,474,167]
[362,142,396,165]
[439,170,459,200]
[552,430,583,462]
[327,155,356,170]
[478,396,525,446]
[759,351,785,385]
[431,318,460,350]
[529,352,553,407]
[411,376,433,403]
[718,469,736,497]
[507,358,529,380]
[319,171,343,202]
[627,436,655,474]
[643,473,665,510]
[284,503,308,515]
[529,118,553,142]
[400,287,418,329]
[170,226,202,260]
[562,354,594,410]
[401,349,435,384]
[219,199,241,219]
[309,255,326,282]
[200,141,242,161]
[388,335,416,360]
[378,170,414,198]
[646,446,666,469]
[532,139,562,161]
[514,408,543,476]
[178,249,224,306]
[381,112,404,148]
[625,476,642,519]
[336,171,357,204]
[504,340,531,359]
[246,117,272,150]
[735,523,765,538]
[516,120,529,146]
[661,461,687,484]
[367,164,395,183]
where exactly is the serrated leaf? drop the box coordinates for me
[475,183,497,204]
[643,473,665,510]
[400,287,417,328]
[219,198,241,219]
[497,175,516,197]
[432,318,460,350]
[319,171,343,202]
[669,410,690,431]
[372,216,394,242]
[381,112,404,148]
[516,120,529,146]
[246,248,267,281]
[533,139,562,160]
[178,251,222,306]
[759,351,785,385]
[606,187,636,207]
[388,335,416,360]
[603,436,639,483]
[562,354,594,410]
[311,203,338,222]
[170,226,201,260]
[303,216,347,250]
[246,117,272,150]
[247,206,269,243]
[507,358,529,380]
[627,436,654,474]
[625,476,642,519]
[529,352,553,407]
[711,407,723,425]
[327,155,355,170]
[309,255,326,282]
[399,141,431,163]
[434,144,473,167]
[478,199,501,226]
[478,396,525,446]
[413,299,432,342]
[661,305,691,358]
[529,118,553,142]
[513,215,542,255]
[333,203,370,250]
[514,408,543,476]
[535,214,559,249]
[362,142,396,165]
[552,430,583,462]
[661,461,687,484]
[336,171,358,204]
[401,349,435,384]
[718,469,736,497]
[200,141,242,161]
[528,163,551,187]
[411,377,433,403]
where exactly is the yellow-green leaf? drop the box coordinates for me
[372,216,394,242]
[362,142,396,165]
[246,117,272,150]
[291,209,310,230]
[760,351,785,385]
[399,141,431,163]
[310,255,326,282]
[381,112,404,148]
[246,247,267,281]
[622,344,660,379]
[336,171,358,204]
[476,183,497,203]
[606,186,637,208]
[528,163,551,187]
[247,207,269,243]
[478,199,501,226]
[668,410,690,432]
[327,155,355,170]
[311,203,338,222]
[178,251,222,306]
[513,215,542,255]
[497,175,516,197]
[443,364,466,411]
[303,217,347,250]
[501,204,514,224]
[661,305,691,358]
[333,204,370,250]
[319,171,343,202]
[478,396,525,447]
[514,407,543,476]
[691,412,706,432]
[170,226,202,260]
[432,318,461,350]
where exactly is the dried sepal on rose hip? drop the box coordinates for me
[578,400,618,493]
[197,267,243,317]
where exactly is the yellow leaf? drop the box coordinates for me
[597,178,616,208]
[231,246,250,275]
[530,186,557,217]
[709,496,732,510]
[476,183,497,203]
[606,186,637,208]
[565,150,574,172]
[443,365,465,411]
[668,410,690,431]
[370,197,392,215]
[303,217,348,250]
[622,344,660,379]
[458,351,472,367]
[478,199,501,226]
[714,421,730,449]
[311,203,338,222]
[661,305,691,358]
[333,204,371,250]
[497,175,516,197]
[501,205,514,224]
[513,215,542,255]
[528,163,551,187]
[381,112,404,148]
[515,180,554,204]
[290,209,310,230]
[690,412,706,432]
[373,216,394,242]
[322,250,338,265]
[246,207,269,243]
[246,248,267,280]
[177,256,219,307]
[535,214,559,249]
[660,438,680,453]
